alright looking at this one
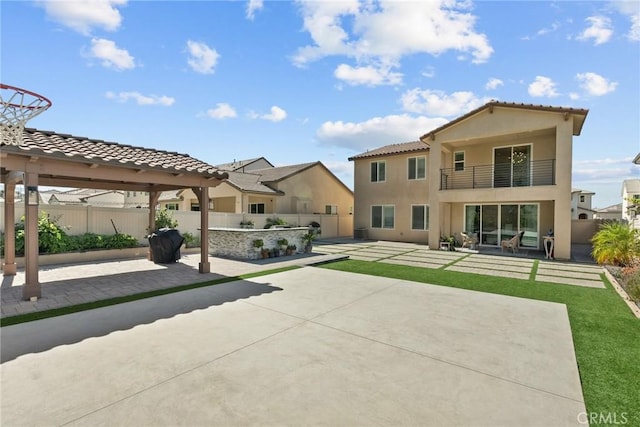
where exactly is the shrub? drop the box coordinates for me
[621,266,640,303]
[591,222,640,266]
[15,212,71,255]
[182,232,201,248]
[265,217,287,229]
[154,208,178,230]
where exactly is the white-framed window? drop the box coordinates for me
[454,151,465,171]
[325,205,338,215]
[249,203,265,214]
[411,205,429,230]
[190,203,200,212]
[579,195,585,203]
[370,161,386,182]
[165,203,179,210]
[408,156,426,180]
[371,205,395,229]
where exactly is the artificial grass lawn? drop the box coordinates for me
[321,259,640,426]
[0,266,299,327]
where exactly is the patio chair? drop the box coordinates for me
[460,232,478,249]
[501,230,524,254]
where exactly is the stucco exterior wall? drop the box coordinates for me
[352,152,430,243]
[269,164,354,216]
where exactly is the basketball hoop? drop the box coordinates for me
[1,83,52,146]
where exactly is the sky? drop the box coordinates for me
[2,0,639,209]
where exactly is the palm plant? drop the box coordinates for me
[591,222,640,266]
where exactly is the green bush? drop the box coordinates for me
[591,222,640,266]
[621,266,640,302]
[154,208,178,230]
[182,231,200,248]
[265,217,287,229]
[6,213,140,256]
[15,212,71,255]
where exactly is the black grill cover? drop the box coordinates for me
[148,228,184,264]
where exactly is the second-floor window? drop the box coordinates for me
[325,205,338,214]
[579,195,585,203]
[165,203,179,210]
[454,151,465,171]
[371,161,386,182]
[408,156,426,180]
[371,205,394,229]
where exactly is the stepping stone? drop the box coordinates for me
[535,275,605,288]
[446,265,530,280]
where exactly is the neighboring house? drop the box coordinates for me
[571,188,596,220]
[211,161,354,215]
[47,188,125,207]
[350,101,589,260]
[622,179,640,227]
[594,203,622,221]
[215,157,274,173]
[633,152,640,165]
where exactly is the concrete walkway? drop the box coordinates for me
[1,267,585,425]
[315,240,605,288]
[1,241,605,319]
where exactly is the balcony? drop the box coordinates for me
[440,159,555,190]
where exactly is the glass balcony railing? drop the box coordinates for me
[440,159,556,190]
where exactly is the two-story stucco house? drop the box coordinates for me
[350,101,589,260]
[211,161,354,215]
[571,188,596,220]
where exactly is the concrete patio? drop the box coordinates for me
[1,267,586,426]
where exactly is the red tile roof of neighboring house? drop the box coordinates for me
[1,128,228,179]
[348,141,428,161]
[420,101,589,141]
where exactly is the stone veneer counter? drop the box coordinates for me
[207,227,310,260]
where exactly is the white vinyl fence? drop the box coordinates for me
[0,203,353,244]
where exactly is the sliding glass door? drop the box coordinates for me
[494,145,531,188]
[465,203,539,248]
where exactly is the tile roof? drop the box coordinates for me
[596,203,622,213]
[1,128,228,179]
[623,179,640,193]
[252,162,318,182]
[420,101,589,141]
[215,157,272,171]
[224,171,282,194]
[348,141,428,161]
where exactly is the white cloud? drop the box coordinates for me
[537,21,561,36]
[421,66,436,78]
[246,0,263,20]
[577,16,613,45]
[292,0,493,84]
[40,0,126,35]
[612,0,640,41]
[105,91,175,106]
[89,38,135,70]
[186,40,219,74]
[576,72,618,96]
[400,89,490,117]
[334,63,402,86]
[485,78,504,90]
[630,14,640,41]
[528,76,559,98]
[249,106,287,122]
[316,114,447,151]
[206,103,237,119]
[569,92,580,100]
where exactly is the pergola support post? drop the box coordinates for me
[2,174,21,276]
[23,170,40,300]
[193,186,210,273]
[147,191,160,261]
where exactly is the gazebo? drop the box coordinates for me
[1,128,228,300]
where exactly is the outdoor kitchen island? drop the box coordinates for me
[207,227,310,260]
